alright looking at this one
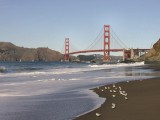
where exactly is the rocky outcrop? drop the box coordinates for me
[0,42,63,61]
[139,39,160,62]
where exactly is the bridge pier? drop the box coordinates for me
[64,38,70,62]
[123,49,131,61]
[103,25,110,62]
[123,49,149,61]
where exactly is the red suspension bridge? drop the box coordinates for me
[63,25,149,62]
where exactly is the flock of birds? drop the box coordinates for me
[95,82,129,117]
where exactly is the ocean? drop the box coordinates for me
[0,61,154,120]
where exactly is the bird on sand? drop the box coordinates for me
[96,113,101,117]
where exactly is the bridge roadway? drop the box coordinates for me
[69,49,149,55]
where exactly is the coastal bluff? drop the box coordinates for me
[139,38,160,63]
[0,42,62,62]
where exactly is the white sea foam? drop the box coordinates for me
[0,62,145,78]
[0,61,154,120]
[89,61,144,68]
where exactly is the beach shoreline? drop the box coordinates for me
[74,75,160,120]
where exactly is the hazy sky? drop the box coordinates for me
[0,0,160,53]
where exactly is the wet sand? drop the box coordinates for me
[75,77,160,120]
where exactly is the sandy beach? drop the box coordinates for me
[75,77,160,120]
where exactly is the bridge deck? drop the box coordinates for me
[69,49,149,55]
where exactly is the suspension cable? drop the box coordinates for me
[111,27,128,49]
[84,27,103,50]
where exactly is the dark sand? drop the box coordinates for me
[75,77,160,120]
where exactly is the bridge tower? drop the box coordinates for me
[103,25,110,62]
[64,38,70,61]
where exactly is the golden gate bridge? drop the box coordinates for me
[63,25,149,62]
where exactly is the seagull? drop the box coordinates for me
[96,113,101,117]
[105,87,107,89]
[124,93,128,96]
[113,90,116,93]
[101,89,104,92]
[120,91,127,96]
[112,103,116,109]
[125,97,128,100]
[119,86,122,90]
[112,95,116,97]
[113,84,115,88]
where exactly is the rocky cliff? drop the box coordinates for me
[139,39,160,62]
[0,42,63,61]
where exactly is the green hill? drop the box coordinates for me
[139,39,160,63]
[0,42,62,62]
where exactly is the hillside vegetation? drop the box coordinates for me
[139,39,160,63]
[0,42,62,62]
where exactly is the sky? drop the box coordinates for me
[0,0,160,54]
